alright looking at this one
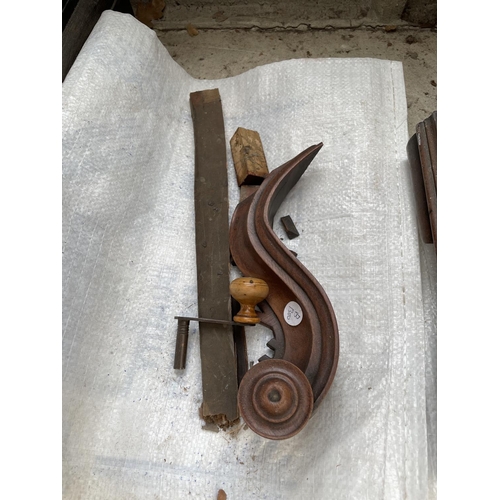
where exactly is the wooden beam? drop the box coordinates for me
[190,89,239,425]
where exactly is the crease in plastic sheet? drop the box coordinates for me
[62,11,432,500]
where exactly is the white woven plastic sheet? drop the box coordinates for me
[63,11,434,500]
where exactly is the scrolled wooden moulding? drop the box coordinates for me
[229,143,340,440]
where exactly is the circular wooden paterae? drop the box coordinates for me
[238,359,314,440]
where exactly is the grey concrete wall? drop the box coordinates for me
[402,0,437,27]
[150,0,434,30]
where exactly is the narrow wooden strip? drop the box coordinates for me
[424,111,437,187]
[416,122,437,248]
[406,134,433,244]
[190,89,239,423]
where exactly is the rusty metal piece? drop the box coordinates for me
[173,318,190,369]
[407,111,437,248]
[238,359,314,440]
[280,215,300,239]
[173,315,254,370]
[229,143,340,439]
[174,316,250,327]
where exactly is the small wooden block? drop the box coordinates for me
[230,127,269,186]
[280,215,300,239]
[239,184,260,202]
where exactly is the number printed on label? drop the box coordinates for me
[284,301,303,326]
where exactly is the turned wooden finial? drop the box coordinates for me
[230,277,269,324]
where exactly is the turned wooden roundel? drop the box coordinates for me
[238,359,314,440]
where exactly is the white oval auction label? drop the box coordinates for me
[284,301,303,326]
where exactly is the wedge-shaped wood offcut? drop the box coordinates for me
[230,127,269,186]
[280,215,300,239]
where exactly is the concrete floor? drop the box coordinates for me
[154,26,436,135]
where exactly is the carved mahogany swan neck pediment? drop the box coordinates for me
[229,143,340,440]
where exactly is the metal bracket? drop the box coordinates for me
[173,316,253,370]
